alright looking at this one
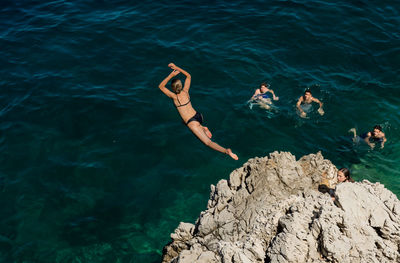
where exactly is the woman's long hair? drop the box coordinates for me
[338,168,355,183]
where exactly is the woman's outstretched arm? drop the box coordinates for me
[158,69,180,98]
[169,63,191,92]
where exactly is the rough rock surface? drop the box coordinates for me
[162,152,400,263]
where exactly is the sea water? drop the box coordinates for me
[0,0,399,262]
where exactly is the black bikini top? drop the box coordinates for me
[175,92,191,108]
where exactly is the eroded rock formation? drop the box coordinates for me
[162,152,400,263]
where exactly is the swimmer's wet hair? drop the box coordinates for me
[171,78,183,94]
[260,82,269,88]
[373,125,382,131]
[304,89,312,94]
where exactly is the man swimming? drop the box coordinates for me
[349,125,387,149]
[158,63,238,160]
[250,82,279,110]
[296,89,324,118]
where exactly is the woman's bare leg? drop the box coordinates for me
[257,98,271,110]
[203,126,212,138]
[348,128,356,138]
[258,102,271,110]
[348,128,357,142]
[187,122,238,160]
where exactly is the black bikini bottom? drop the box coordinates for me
[186,112,203,125]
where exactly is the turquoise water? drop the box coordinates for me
[1,1,399,262]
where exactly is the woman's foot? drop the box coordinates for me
[227,148,238,160]
[203,127,212,139]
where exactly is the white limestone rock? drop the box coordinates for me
[162,152,400,263]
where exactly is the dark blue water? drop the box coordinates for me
[1,1,399,262]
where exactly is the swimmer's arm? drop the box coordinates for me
[251,89,260,100]
[381,134,387,148]
[268,89,279,100]
[313,97,323,109]
[169,63,191,92]
[158,70,179,98]
[297,97,307,117]
[364,132,375,148]
[296,97,304,113]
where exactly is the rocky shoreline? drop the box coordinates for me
[162,152,400,263]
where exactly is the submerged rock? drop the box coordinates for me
[162,152,400,263]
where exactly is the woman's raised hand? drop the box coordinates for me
[171,69,180,76]
[168,63,177,70]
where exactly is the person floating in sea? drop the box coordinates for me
[296,89,324,118]
[158,63,238,160]
[348,125,387,149]
[250,82,279,110]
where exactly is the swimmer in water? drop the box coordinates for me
[158,63,238,160]
[250,82,279,110]
[348,125,387,149]
[296,89,324,118]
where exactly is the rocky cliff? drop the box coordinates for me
[162,152,400,263]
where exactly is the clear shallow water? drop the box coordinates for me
[0,0,399,262]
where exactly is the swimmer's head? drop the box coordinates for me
[373,125,382,131]
[372,125,383,136]
[337,168,352,183]
[260,82,270,91]
[171,78,183,94]
[303,89,312,100]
